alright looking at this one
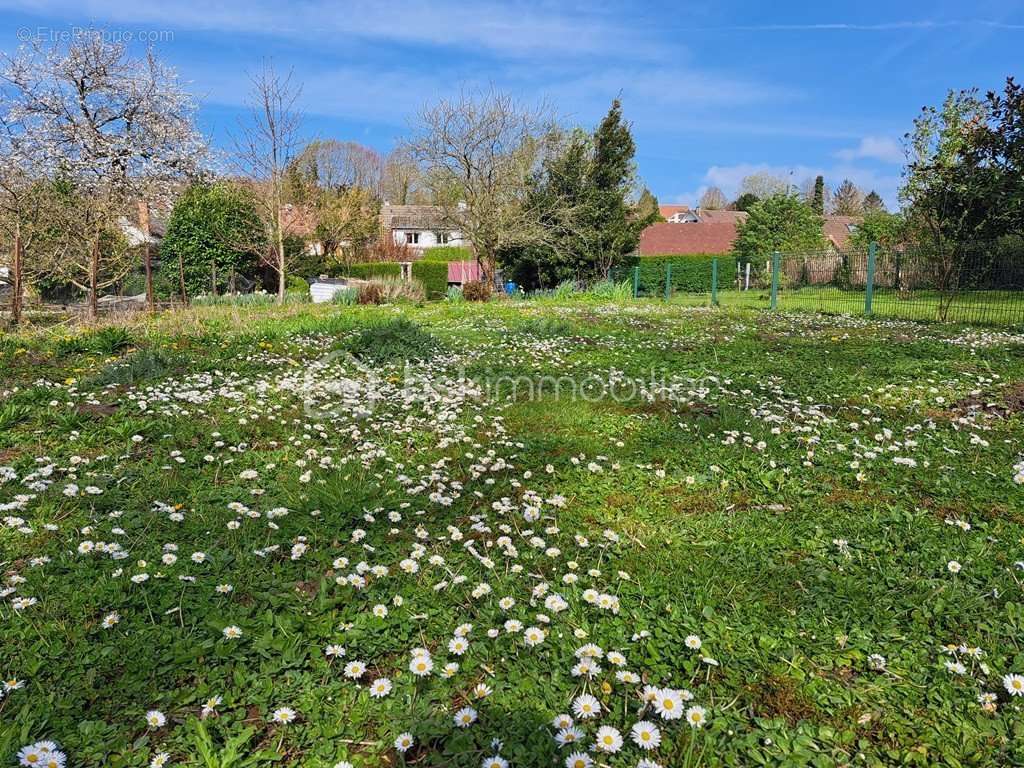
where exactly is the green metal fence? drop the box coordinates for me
[624,240,1024,327]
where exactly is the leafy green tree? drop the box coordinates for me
[637,188,662,221]
[850,210,906,250]
[732,192,759,212]
[733,194,825,262]
[901,86,987,245]
[500,100,656,288]
[900,77,1023,317]
[811,175,825,214]
[863,190,886,212]
[161,182,265,296]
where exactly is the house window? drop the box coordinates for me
[405,232,420,244]
[437,231,450,245]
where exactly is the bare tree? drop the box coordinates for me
[288,139,382,198]
[831,178,865,216]
[233,61,304,302]
[1,31,206,320]
[698,186,728,210]
[739,171,791,200]
[406,88,560,281]
[381,146,426,205]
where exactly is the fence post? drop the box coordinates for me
[711,258,719,306]
[632,266,639,298]
[864,241,877,316]
[770,251,780,310]
[664,263,672,301]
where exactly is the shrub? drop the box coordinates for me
[357,277,425,305]
[357,282,384,305]
[586,279,633,301]
[411,261,449,299]
[462,281,492,302]
[160,182,264,296]
[615,254,738,294]
[330,287,358,305]
[348,318,439,363]
[552,280,579,298]
[286,275,310,295]
[339,261,448,300]
[91,348,177,386]
[365,237,413,263]
[89,326,134,355]
[445,286,465,302]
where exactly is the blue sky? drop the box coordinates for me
[2,0,1022,210]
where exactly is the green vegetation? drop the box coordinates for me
[734,195,826,263]
[2,299,1024,767]
[160,182,265,297]
[618,254,738,294]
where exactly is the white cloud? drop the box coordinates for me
[835,136,904,164]
[0,0,665,59]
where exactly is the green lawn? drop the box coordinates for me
[669,287,1024,326]
[2,300,1024,768]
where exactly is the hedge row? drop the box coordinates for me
[615,254,738,293]
[411,261,449,299]
[418,246,473,263]
[339,261,449,299]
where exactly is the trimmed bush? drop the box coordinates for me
[411,261,449,299]
[615,254,738,294]
[419,246,472,263]
[342,262,402,281]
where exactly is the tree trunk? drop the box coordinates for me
[10,227,23,325]
[276,211,286,304]
[88,236,100,322]
[138,201,155,312]
[177,249,188,305]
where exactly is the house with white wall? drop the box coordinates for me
[380,204,467,251]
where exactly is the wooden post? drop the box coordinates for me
[664,262,672,301]
[138,201,155,312]
[11,226,23,325]
[632,266,639,298]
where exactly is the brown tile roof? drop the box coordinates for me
[823,216,862,250]
[381,204,449,230]
[638,222,739,255]
[697,209,748,225]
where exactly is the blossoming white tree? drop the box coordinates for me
[1,31,207,319]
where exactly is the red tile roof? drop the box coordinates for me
[658,204,691,219]
[638,222,739,255]
[823,216,861,250]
